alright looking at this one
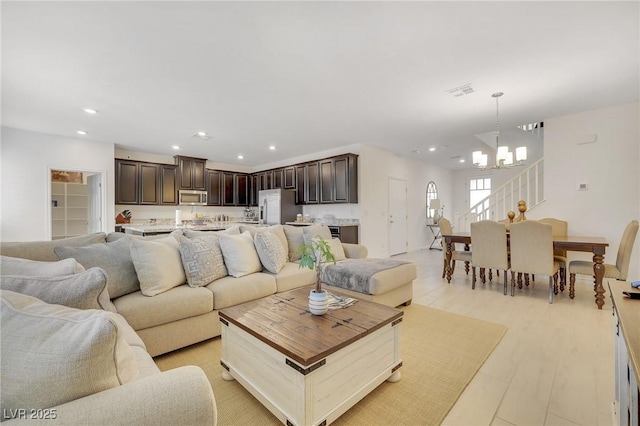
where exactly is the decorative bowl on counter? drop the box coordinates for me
[192,219,208,226]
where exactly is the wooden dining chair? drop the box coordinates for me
[438,217,472,280]
[569,219,638,298]
[470,220,509,294]
[509,221,560,303]
[539,217,568,292]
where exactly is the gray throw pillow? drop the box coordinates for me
[179,234,228,287]
[254,231,287,274]
[302,225,332,245]
[0,267,116,312]
[283,225,305,261]
[1,255,85,276]
[54,238,139,299]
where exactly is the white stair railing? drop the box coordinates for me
[457,158,544,232]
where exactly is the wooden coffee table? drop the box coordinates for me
[219,286,403,426]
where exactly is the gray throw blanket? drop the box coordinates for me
[321,258,409,294]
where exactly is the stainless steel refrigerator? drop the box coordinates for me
[258,189,301,225]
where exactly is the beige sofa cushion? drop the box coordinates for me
[302,225,332,245]
[206,273,277,310]
[0,267,116,312]
[269,262,317,293]
[0,290,138,418]
[1,255,85,276]
[178,234,228,287]
[113,284,213,330]
[130,236,186,296]
[54,237,140,298]
[218,231,262,278]
[0,232,107,261]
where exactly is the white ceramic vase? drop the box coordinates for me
[308,289,329,315]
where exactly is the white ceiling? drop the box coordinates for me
[2,1,638,170]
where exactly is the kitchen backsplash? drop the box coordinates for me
[116,204,360,224]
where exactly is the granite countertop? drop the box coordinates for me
[285,220,360,227]
[122,221,261,233]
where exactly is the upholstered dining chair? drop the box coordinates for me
[539,217,568,292]
[509,221,560,303]
[438,217,472,280]
[470,220,509,294]
[568,219,639,298]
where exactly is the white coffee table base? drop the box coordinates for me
[220,320,402,426]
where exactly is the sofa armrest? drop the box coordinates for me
[342,243,368,259]
[4,366,216,426]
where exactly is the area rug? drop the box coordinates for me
[154,304,507,426]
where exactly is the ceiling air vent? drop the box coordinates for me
[446,84,474,97]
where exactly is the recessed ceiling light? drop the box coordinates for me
[459,159,465,163]
[76,130,88,135]
[237,154,244,160]
[83,108,98,114]
[269,145,276,151]
[429,147,436,152]
[197,131,207,137]
[172,145,180,150]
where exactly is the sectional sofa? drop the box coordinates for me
[0,224,416,425]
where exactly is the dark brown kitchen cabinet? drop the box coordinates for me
[175,156,206,190]
[222,172,249,206]
[159,165,178,205]
[250,174,259,206]
[273,168,283,189]
[207,170,222,206]
[283,166,296,189]
[115,159,160,205]
[295,162,319,205]
[319,160,333,203]
[333,154,358,203]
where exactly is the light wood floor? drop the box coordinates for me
[393,248,614,426]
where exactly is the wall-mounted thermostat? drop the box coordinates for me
[578,183,588,191]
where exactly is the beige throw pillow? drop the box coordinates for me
[302,225,332,245]
[325,237,346,261]
[54,238,140,298]
[1,255,85,276]
[0,267,116,312]
[130,236,186,296]
[218,231,262,278]
[283,225,305,261]
[0,290,138,418]
[179,234,228,287]
[254,231,287,274]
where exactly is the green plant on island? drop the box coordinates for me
[297,236,336,294]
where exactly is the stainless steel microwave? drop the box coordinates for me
[179,190,208,205]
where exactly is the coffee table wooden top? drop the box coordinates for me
[219,286,403,366]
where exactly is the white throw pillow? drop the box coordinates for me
[130,236,186,296]
[179,234,228,287]
[0,255,85,276]
[218,231,262,278]
[0,290,138,418]
[254,231,287,274]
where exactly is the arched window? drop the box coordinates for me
[426,181,438,219]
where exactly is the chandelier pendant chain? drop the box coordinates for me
[493,91,503,149]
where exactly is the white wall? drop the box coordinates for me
[359,145,452,258]
[533,101,640,279]
[1,127,116,241]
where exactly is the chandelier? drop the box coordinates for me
[472,92,527,169]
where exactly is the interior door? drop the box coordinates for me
[87,174,102,234]
[388,178,408,256]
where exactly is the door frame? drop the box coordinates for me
[47,167,108,240]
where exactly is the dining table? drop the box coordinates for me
[441,232,609,309]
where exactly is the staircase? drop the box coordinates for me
[456,158,544,232]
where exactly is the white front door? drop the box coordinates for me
[388,178,408,256]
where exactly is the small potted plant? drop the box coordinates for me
[298,236,336,315]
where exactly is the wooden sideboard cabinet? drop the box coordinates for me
[610,280,640,426]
